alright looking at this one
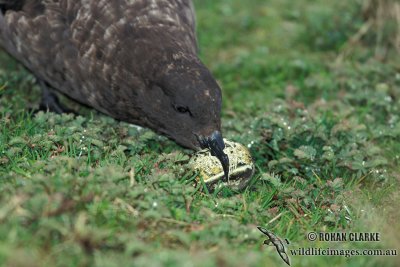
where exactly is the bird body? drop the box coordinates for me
[0,0,200,127]
[0,0,230,178]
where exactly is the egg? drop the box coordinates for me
[188,139,255,191]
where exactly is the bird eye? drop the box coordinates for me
[177,106,188,113]
[174,105,190,114]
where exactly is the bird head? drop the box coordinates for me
[138,53,230,180]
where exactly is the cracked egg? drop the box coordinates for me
[189,140,255,191]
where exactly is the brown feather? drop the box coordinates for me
[0,0,222,149]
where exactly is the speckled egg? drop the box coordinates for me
[188,139,255,191]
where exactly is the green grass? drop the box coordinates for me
[1,0,399,266]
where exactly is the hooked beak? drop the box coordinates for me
[196,131,229,181]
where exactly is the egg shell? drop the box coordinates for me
[188,139,255,191]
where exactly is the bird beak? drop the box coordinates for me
[196,131,229,181]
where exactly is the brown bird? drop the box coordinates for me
[0,0,230,179]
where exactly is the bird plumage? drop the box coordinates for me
[0,0,231,179]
